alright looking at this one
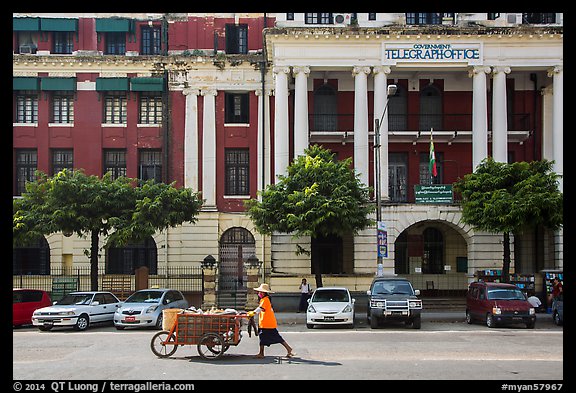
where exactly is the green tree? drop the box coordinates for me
[453,158,563,282]
[13,169,203,290]
[245,145,375,287]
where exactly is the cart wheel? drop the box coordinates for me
[150,330,178,358]
[197,333,225,360]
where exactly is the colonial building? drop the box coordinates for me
[13,13,563,305]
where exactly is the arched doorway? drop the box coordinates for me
[13,236,50,275]
[218,227,255,308]
[394,220,468,296]
[106,236,158,274]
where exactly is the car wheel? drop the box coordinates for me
[553,312,562,326]
[526,320,535,329]
[465,310,473,324]
[486,313,496,328]
[412,316,421,329]
[306,323,314,329]
[155,314,163,330]
[74,314,90,331]
[370,316,379,329]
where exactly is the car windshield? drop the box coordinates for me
[125,291,163,304]
[312,289,349,303]
[372,281,413,295]
[487,288,526,300]
[57,294,94,305]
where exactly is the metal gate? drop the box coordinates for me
[217,228,255,308]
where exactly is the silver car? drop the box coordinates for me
[114,289,188,330]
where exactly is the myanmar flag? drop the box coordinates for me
[429,130,437,177]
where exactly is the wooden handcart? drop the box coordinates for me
[150,312,254,360]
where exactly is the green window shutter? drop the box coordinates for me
[130,77,164,92]
[13,77,39,91]
[40,77,77,91]
[13,17,40,31]
[95,18,131,32]
[40,18,78,32]
[96,77,130,91]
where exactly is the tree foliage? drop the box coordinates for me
[245,145,375,286]
[453,158,563,281]
[13,169,203,290]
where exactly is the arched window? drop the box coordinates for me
[422,227,444,274]
[388,84,407,131]
[106,236,158,274]
[419,84,442,131]
[13,236,50,275]
[313,84,337,131]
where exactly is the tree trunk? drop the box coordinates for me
[90,229,100,291]
[312,258,323,288]
[502,231,511,283]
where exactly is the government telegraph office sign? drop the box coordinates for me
[382,42,482,65]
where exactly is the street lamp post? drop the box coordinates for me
[374,84,397,276]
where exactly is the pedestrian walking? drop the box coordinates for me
[248,283,294,359]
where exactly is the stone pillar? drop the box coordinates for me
[244,267,260,310]
[548,66,563,192]
[293,66,310,158]
[201,89,217,209]
[492,66,511,163]
[373,66,392,200]
[201,266,217,310]
[273,66,291,181]
[353,66,371,187]
[183,88,200,190]
[469,66,491,171]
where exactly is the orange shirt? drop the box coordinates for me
[258,296,277,329]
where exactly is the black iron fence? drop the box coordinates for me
[13,265,204,300]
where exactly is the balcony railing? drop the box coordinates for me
[309,113,531,133]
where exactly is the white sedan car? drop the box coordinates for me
[32,291,122,331]
[306,287,355,329]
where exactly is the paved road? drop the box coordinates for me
[13,314,563,381]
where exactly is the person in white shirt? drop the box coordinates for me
[298,278,312,313]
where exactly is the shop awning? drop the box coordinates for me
[13,77,39,91]
[95,18,132,33]
[13,17,40,31]
[130,77,164,92]
[96,77,130,91]
[40,18,78,32]
[40,77,77,91]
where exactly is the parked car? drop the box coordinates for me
[465,281,536,328]
[32,291,122,331]
[552,293,563,326]
[114,288,188,330]
[13,289,52,327]
[306,287,355,329]
[366,277,422,329]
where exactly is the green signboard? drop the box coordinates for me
[414,184,453,204]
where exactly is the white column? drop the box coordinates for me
[373,66,391,200]
[201,89,217,210]
[273,66,291,181]
[548,66,563,192]
[492,66,511,163]
[293,66,310,158]
[469,66,491,171]
[183,88,200,190]
[353,66,371,187]
[256,88,272,192]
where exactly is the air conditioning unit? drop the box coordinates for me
[333,13,352,25]
[506,13,519,24]
[19,44,37,54]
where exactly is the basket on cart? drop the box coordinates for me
[150,311,251,360]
